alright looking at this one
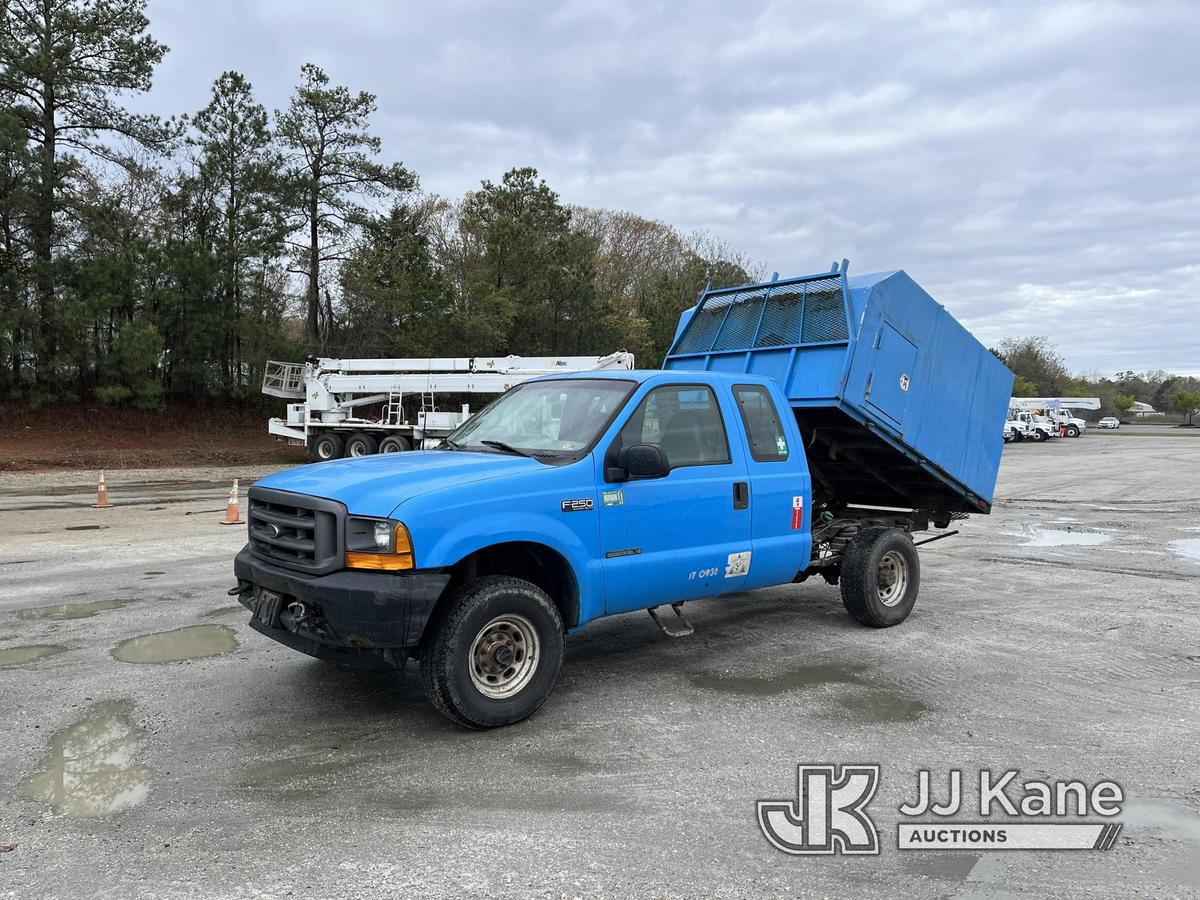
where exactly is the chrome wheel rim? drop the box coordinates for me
[877,550,909,607]
[469,614,540,699]
[348,441,367,457]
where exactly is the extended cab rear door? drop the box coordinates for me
[597,380,752,614]
[728,382,811,588]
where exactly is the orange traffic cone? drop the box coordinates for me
[93,472,113,509]
[221,479,244,525]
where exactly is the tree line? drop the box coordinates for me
[0,0,756,406]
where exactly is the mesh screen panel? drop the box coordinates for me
[672,275,849,354]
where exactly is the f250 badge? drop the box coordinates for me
[560,498,594,512]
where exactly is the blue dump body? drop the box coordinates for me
[664,262,1013,513]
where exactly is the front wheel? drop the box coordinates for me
[1066,425,1080,437]
[1031,429,1048,442]
[419,576,565,729]
[840,526,920,628]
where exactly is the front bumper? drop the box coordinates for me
[233,546,450,654]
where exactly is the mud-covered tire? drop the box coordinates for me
[419,576,565,729]
[378,435,411,453]
[840,526,920,628]
[311,433,344,461]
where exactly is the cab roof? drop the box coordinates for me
[536,368,776,386]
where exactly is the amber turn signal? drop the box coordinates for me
[345,551,414,571]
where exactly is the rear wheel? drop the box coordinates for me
[311,433,344,462]
[345,432,378,457]
[840,526,920,628]
[378,435,411,454]
[420,576,565,729]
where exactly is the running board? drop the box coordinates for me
[647,602,694,637]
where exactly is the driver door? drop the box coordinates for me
[597,382,752,614]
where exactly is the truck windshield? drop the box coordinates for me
[446,378,635,461]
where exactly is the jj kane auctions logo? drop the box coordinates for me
[758,765,1124,854]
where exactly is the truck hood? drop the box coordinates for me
[252,450,541,518]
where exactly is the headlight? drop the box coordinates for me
[345,518,415,571]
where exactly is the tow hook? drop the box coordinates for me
[281,601,318,634]
[647,601,694,638]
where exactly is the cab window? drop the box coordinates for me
[618,385,730,467]
[733,384,789,462]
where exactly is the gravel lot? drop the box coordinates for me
[1,431,1198,898]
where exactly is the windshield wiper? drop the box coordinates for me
[480,439,537,460]
[438,438,461,450]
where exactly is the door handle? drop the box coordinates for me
[733,482,749,510]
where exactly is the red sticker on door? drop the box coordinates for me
[791,496,804,529]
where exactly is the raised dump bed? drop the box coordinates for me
[663,261,1013,516]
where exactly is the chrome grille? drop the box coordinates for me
[247,487,344,574]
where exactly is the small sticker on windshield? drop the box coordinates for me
[602,490,624,507]
[561,498,594,512]
[776,435,787,455]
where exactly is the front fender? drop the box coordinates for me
[414,510,605,627]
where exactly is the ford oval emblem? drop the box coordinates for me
[267,523,281,538]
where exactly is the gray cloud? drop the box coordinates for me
[133,0,1200,375]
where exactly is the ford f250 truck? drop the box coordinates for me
[233,262,1013,728]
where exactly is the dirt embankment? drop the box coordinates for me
[0,403,308,472]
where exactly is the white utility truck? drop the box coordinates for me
[263,352,635,461]
[1010,397,1100,438]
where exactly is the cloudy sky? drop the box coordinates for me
[131,0,1199,376]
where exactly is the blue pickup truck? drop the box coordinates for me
[233,263,1012,728]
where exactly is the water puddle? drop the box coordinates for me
[1168,539,1200,563]
[837,690,929,723]
[901,852,981,882]
[64,525,106,531]
[692,663,928,720]
[0,644,67,666]
[243,755,348,787]
[691,662,869,696]
[1020,526,1112,547]
[1121,799,1200,843]
[111,624,238,664]
[143,571,165,576]
[17,598,134,621]
[19,700,150,817]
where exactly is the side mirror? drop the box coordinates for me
[617,443,670,480]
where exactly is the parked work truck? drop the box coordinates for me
[262,353,635,461]
[232,262,1013,728]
